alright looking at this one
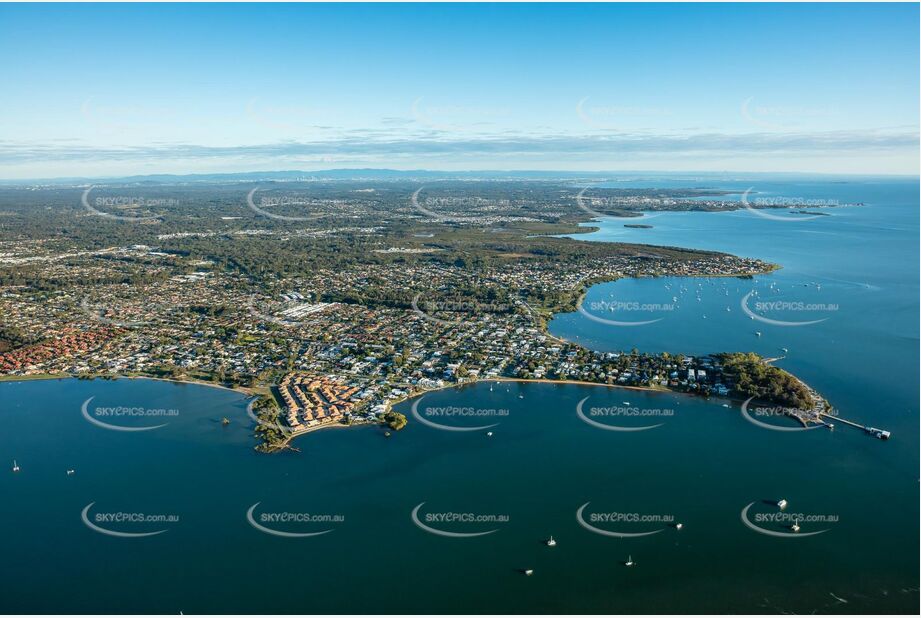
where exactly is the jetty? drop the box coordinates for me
[819,412,891,440]
[776,367,891,440]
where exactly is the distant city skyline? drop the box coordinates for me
[0,3,918,179]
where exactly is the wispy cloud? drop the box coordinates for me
[0,128,916,166]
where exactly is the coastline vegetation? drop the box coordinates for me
[716,352,815,409]
[382,411,408,431]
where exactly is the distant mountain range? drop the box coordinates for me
[0,169,902,187]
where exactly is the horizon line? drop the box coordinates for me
[2,167,918,185]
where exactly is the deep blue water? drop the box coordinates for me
[0,176,918,614]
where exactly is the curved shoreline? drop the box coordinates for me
[1,264,823,451]
[0,372,257,396]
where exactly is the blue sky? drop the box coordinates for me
[0,3,918,178]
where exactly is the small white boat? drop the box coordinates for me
[66,469,75,476]
[546,536,557,547]
[777,498,788,510]
[675,523,683,531]
[524,569,534,576]
[791,520,801,533]
[755,331,762,337]
[622,401,630,405]
[486,431,493,437]
[624,555,635,567]
[12,460,20,473]
[781,347,789,353]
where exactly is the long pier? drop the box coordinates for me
[771,361,891,440]
[819,412,891,440]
